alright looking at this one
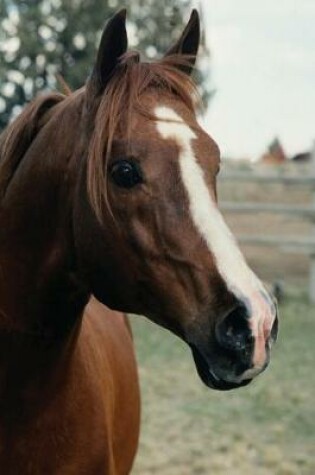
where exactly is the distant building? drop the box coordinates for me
[260,137,287,165]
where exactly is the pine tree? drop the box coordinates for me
[0,0,211,130]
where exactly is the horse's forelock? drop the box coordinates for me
[86,55,200,223]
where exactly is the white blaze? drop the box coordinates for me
[155,106,275,370]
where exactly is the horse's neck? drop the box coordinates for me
[1,96,88,319]
[0,99,89,391]
[0,321,82,415]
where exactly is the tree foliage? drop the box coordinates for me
[0,0,211,130]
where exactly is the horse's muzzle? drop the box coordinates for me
[190,305,278,391]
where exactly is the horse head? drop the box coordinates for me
[73,10,278,391]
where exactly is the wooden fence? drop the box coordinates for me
[218,142,315,303]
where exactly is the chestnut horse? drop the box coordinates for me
[0,9,278,475]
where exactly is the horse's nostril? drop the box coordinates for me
[270,313,279,343]
[215,302,252,352]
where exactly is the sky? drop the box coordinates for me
[198,0,315,159]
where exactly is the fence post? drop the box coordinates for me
[309,140,315,303]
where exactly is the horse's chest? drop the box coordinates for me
[0,392,114,474]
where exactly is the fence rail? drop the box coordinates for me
[237,235,315,253]
[219,172,315,186]
[220,202,315,219]
[218,142,315,302]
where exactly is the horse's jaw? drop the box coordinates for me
[190,345,253,391]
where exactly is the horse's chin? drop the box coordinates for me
[190,346,252,391]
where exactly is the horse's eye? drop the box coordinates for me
[109,160,143,189]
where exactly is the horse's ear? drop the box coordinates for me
[165,9,200,75]
[87,9,128,97]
